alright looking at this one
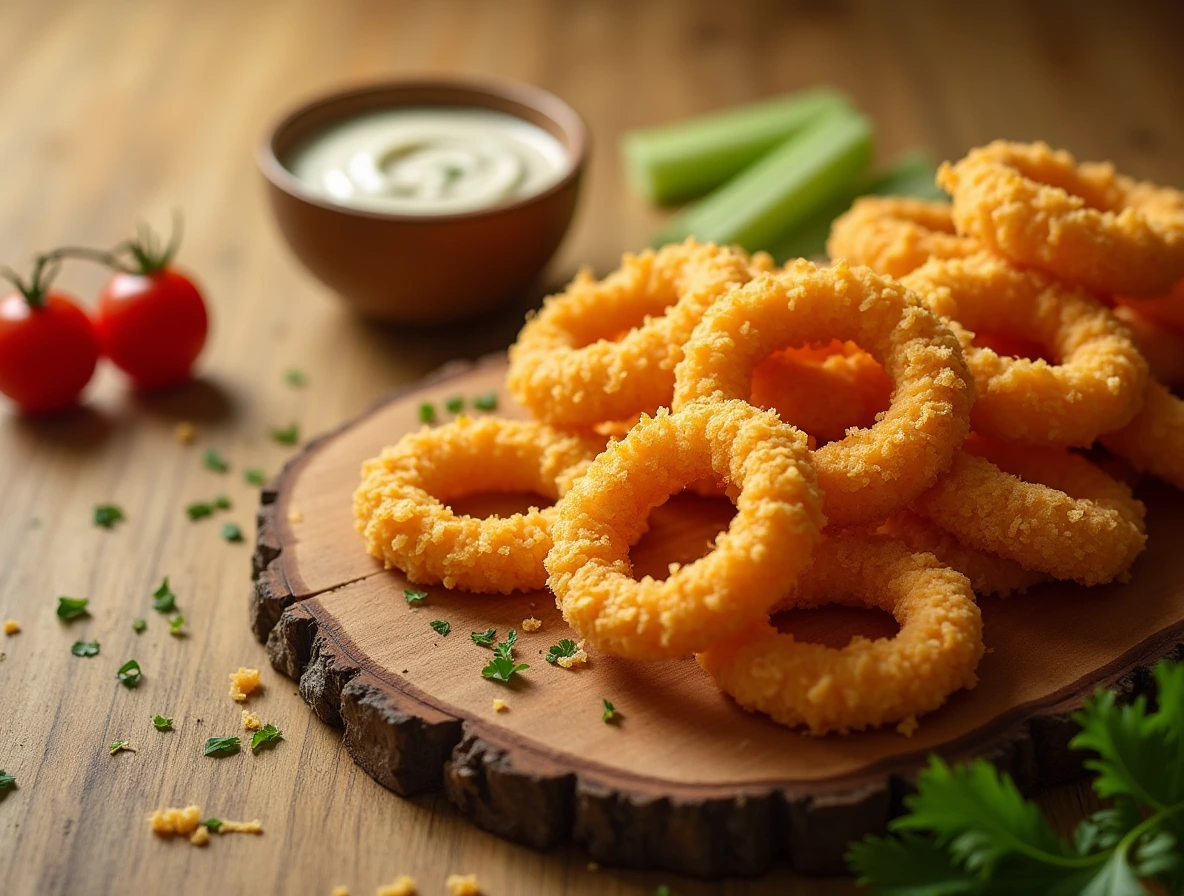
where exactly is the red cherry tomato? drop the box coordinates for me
[95,267,208,390]
[0,290,100,413]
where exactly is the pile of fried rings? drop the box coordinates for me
[355,140,1184,737]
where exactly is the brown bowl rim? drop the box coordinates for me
[258,75,588,224]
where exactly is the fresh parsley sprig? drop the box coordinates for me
[470,628,497,647]
[546,639,580,665]
[250,724,283,753]
[848,659,1184,895]
[481,629,527,684]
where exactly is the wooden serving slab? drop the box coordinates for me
[250,354,1184,878]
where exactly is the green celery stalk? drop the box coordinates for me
[655,108,874,253]
[764,149,945,263]
[622,87,854,205]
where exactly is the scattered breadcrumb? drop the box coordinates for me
[229,667,262,702]
[521,617,542,632]
[492,698,508,713]
[445,874,480,896]
[217,819,263,834]
[149,805,202,837]
[896,715,920,738]
[331,888,349,896]
[556,641,588,669]
[242,709,263,731]
[175,422,196,444]
[189,826,210,847]
[375,876,417,896]
[288,509,304,523]
[3,619,19,635]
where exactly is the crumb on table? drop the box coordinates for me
[189,826,210,847]
[229,667,261,702]
[521,617,542,632]
[3,619,19,635]
[148,805,202,837]
[445,874,480,896]
[556,641,588,669]
[375,875,417,896]
[331,887,349,896]
[175,422,196,444]
[492,698,507,713]
[217,819,263,835]
[241,709,263,731]
[896,715,919,737]
[288,509,304,523]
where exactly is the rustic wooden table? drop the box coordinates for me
[2,1,1182,894]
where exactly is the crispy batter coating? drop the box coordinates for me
[876,510,1047,597]
[506,239,773,426]
[938,141,1184,297]
[355,417,603,593]
[827,197,980,278]
[749,340,893,445]
[1115,278,1184,334]
[1112,305,1184,388]
[697,535,983,735]
[673,260,973,527]
[1101,380,1184,491]
[903,253,1148,446]
[546,399,825,659]
[913,437,1146,585]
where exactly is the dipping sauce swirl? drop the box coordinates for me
[287,107,569,215]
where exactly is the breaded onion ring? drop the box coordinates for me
[876,510,1047,598]
[938,141,1184,297]
[750,340,892,445]
[1112,305,1184,388]
[1115,278,1184,334]
[913,437,1146,586]
[697,535,983,735]
[546,399,825,660]
[673,260,974,527]
[506,238,772,427]
[826,197,980,278]
[903,253,1148,446]
[1101,380,1184,491]
[354,416,603,593]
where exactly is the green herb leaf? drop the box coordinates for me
[186,502,214,521]
[847,832,979,895]
[444,396,464,413]
[56,596,90,621]
[404,589,428,605]
[152,714,173,731]
[480,655,529,684]
[70,640,100,657]
[109,739,134,755]
[601,699,619,724]
[472,391,498,411]
[546,639,580,665]
[168,614,185,637]
[655,887,674,896]
[250,724,284,753]
[0,770,14,791]
[203,736,241,758]
[203,448,229,473]
[213,494,231,510]
[152,577,177,613]
[271,423,299,445]
[493,629,518,660]
[132,618,147,633]
[470,628,497,646]
[93,504,125,529]
[117,659,143,688]
[202,818,223,832]
[284,368,307,388]
[418,402,436,424]
[244,468,268,487]
[430,620,451,636]
[221,523,243,543]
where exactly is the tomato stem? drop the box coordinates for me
[0,253,64,310]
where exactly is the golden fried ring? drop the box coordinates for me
[1115,278,1184,334]
[876,510,1048,598]
[903,253,1148,446]
[546,399,825,660]
[913,437,1146,586]
[826,197,980,278]
[673,260,974,527]
[938,141,1184,297]
[1101,380,1184,491]
[354,416,604,594]
[697,535,984,736]
[506,238,772,427]
[1112,305,1184,389]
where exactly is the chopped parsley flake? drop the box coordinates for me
[56,596,90,622]
[0,771,14,791]
[203,736,241,757]
[271,423,300,446]
[472,391,499,411]
[404,589,428,605]
[109,740,134,755]
[202,818,223,833]
[71,640,100,657]
[444,396,464,413]
[116,659,143,688]
[481,655,529,684]
[493,628,518,659]
[244,468,267,486]
[284,368,307,388]
[602,699,619,724]
[93,504,125,529]
[152,714,173,731]
[430,619,451,636]
[418,402,437,424]
[203,448,230,473]
[250,724,283,752]
[546,639,580,665]
[132,618,147,633]
[213,494,231,510]
[221,523,243,543]
[470,628,497,647]
[186,502,214,521]
[152,578,177,613]
[168,614,185,637]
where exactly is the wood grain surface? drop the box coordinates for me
[0,1,1181,894]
